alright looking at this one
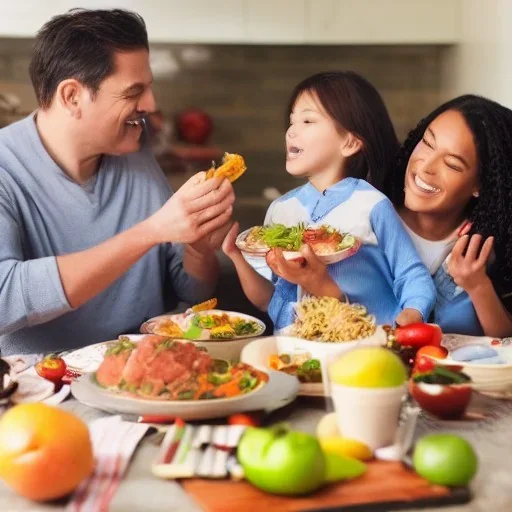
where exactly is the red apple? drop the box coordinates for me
[176,109,213,144]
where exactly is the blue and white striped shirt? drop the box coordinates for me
[251,178,436,330]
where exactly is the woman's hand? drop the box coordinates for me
[266,245,343,299]
[447,234,494,292]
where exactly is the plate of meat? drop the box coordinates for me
[236,223,361,264]
[70,334,298,419]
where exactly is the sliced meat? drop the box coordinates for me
[96,350,132,388]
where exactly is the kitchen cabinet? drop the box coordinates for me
[0,1,460,44]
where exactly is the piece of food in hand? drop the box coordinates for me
[390,323,443,348]
[205,152,246,183]
[413,434,477,486]
[35,354,67,385]
[0,403,94,501]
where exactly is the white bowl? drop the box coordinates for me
[434,334,512,397]
[240,336,324,396]
[274,325,387,360]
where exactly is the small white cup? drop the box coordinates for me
[329,383,405,450]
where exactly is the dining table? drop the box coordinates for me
[0,389,512,512]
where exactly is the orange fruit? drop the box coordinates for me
[0,403,94,501]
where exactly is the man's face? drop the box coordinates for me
[79,49,156,156]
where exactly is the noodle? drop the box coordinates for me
[292,296,376,342]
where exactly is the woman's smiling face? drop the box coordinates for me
[404,109,480,216]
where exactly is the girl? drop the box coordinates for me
[223,71,436,330]
[386,95,512,337]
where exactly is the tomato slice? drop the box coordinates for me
[227,413,261,427]
[416,345,448,360]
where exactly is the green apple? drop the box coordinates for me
[413,434,478,487]
[329,347,407,388]
[237,424,325,495]
[324,452,367,483]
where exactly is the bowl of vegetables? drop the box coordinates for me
[235,223,361,264]
[409,361,473,420]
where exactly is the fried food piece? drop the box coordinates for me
[152,319,184,338]
[205,153,246,183]
[210,324,236,339]
[191,298,218,312]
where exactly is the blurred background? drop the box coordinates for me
[0,0,508,318]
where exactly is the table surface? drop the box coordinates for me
[1,392,512,512]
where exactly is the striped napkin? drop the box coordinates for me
[66,415,150,512]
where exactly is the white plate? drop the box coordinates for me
[71,369,299,419]
[240,336,324,397]
[140,310,266,361]
[235,227,361,265]
[434,334,512,396]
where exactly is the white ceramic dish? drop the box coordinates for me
[140,310,266,361]
[241,336,323,397]
[71,369,299,419]
[235,227,361,265]
[433,334,512,396]
[275,325,387,360]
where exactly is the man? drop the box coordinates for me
[0,9,234,354]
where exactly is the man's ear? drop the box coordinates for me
[341,133,363,158]
[55,79,84,118]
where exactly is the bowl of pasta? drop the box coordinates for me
[275,296,387,361]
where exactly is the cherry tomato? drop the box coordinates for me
[35,354,67,384]
[416,345,448,361]
[415,355,436,374]
[228,413,260,427]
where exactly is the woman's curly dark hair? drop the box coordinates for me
[385,94,512,292]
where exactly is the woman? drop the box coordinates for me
[385,94,512,337]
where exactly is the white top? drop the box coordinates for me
[402,223,455,275]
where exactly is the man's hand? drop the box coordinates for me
[447,234,494,292]
[146,172,235,245]
[395,308,423,326]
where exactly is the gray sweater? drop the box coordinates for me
[0,114,212,355]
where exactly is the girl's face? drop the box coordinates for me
[404,109,480,217]
[286,91,348,179]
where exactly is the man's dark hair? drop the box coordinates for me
[29,8,149,108]
[286,71,399,193]
[386,94,512,291]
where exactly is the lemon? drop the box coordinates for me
[329,347,407,388]
[316,413,340,439]
[320,436,373,461]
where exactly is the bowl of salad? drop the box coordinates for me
[140,309,267,362]
[236,223,361,264]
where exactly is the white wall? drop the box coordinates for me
[441,0,512,108]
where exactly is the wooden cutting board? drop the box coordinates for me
[182,460,470,512]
